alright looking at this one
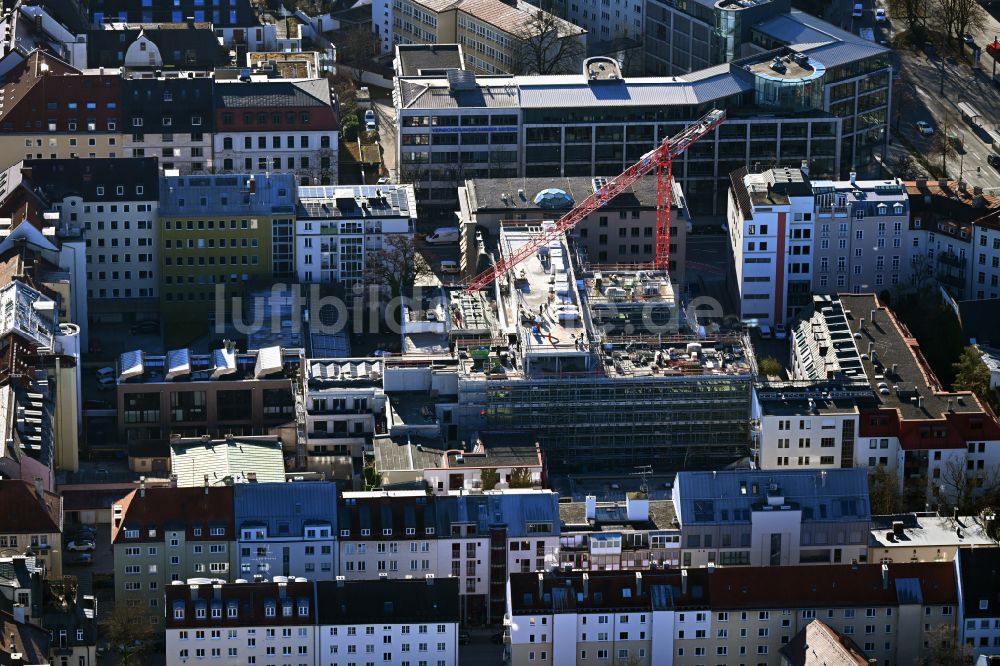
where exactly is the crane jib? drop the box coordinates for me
[463,109,727,293]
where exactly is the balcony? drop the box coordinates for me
[937,251,967,269]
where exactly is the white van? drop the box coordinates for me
[440,260,459,274]
[425,227,459,244]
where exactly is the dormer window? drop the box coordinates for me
[406,528,415,535]
[382,528,392,536]
[425,527,435,535]
[173,607,184,620]
[193,528,202,537]
[136,185,144,195]
[361,529,371,537]
[210,527,225,537]
[96,187,105,196]
[195,607,206,619]
[282,602,293,617]
[298,603,308,617]
[162,117,172,127]
[264,604,275,617]
[116,185,124,196]
[227,605,237,618]
[211,607,221,619]
[124,528,138,539]
[340,529,350,537]
[981,599,989,610]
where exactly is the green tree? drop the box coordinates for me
[363,464,382,490]
[758,357,783,378]
[953,346,997,410]
[508,467,533,488]
[342,115,359,141]
[480,468,500,491]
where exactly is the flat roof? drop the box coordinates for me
[870,513,994,549]
[500,225,589,356]
[839,294,988,420]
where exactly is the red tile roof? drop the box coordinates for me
[112,486,234,544]
[710,562,956,609]
[0,479,61,533]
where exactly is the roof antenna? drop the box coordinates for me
[630,465,652,495]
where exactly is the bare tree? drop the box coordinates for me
[930,127,958,177]
[932,0,987,43]
[916,623,970,666]
[364,235,434,300]
[102,602,154,666]
[868,466,904,515]
[891,153,925,180]
[938,456,1000,515]
[510,9,586,75]
[888,0,927,33]
[337,25,380,83]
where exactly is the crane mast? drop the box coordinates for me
[463,109,726,293]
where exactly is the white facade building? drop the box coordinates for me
[316,578,460,666]
[165,579,315,666]
[295,185,417,290]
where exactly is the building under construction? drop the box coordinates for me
[397,221,754,472]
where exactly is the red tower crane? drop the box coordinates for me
[463,108,726,293]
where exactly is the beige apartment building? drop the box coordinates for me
[508,563,958,665]
[0,480,63,580]
[112,483,236,629]
[390,0,585,74]
[0,51,122,173]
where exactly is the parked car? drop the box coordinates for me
[774,324,788,340]
[759,324,773,339]
[95,367,116,390]
[874,7,887,21]
[915,120,935,136]
[70,553,93,565]
[75,525,98,537]
[366,120,377,133]
[440,260,460,274]
[458,631,471,645]
[425,227,460,244]
[129,319,159,335]
[66,540,95,552]
[852,2,863,17]
[988,153,1000,169]
[364,109,376,124]
[964,33,975,45]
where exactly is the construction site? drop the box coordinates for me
[383,109,755,472]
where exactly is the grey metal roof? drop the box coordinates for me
[398,78,521,109]
[434,491,561,537]
[214,79,332,109]
[673,468,870,525]
[798,40,889,69]
[233,482,338,534]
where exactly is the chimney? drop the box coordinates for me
[891,363,898,376]
[635,571,643,597]
[140,476,146,498]
[860,317,866,331]
[169,474,177,489]
[947,399,954,412]
[425,574,434,586]
[681,569,688,595]
[917,396,924,409]
[850,171,857,186]
[336,576,345,588]
[881,563,889,590]
[892,521,905,537]
[248,176,256,194]
[820,470,827,487]
[32,477,43,499]
[584,495,597,521]
[870,309,876,322]
[213,584,222,601]
[625,492,649,522]
[537,572,544,600]
[190,583,199,601]
[204,475,210,494]
[582,573,589,599]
